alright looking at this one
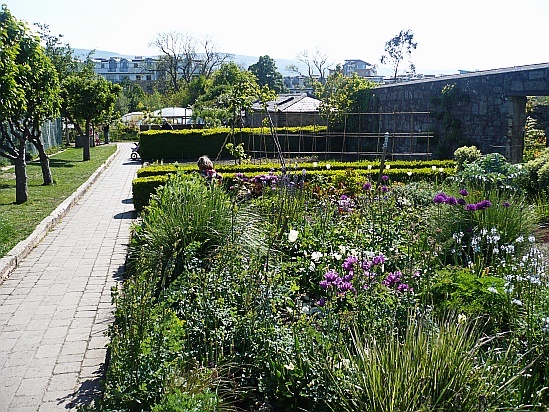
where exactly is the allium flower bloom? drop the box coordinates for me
[363,182,372,190]
[465,203,477,211]
[445,196,457,205]
[502,201,510,207]
[382,175,389,181]
[381,185,389,193]
[457,198,466,206]
[459,189,469,196]
[475,200,492,210]
[433,193,448,203]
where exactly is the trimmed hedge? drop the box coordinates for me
[138,126,328,161]
[136,159,456,178]
[132,174,169,212]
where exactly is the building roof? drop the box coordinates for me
[252,93,321,113]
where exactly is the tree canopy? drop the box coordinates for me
[380,29,417,81]
[0,5,61,202]
[248,55,287,94]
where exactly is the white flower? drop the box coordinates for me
[385,164,390,170]
[333,253,342,261]
[312,162,318,168]
[528,235,536,243]
[326,163,331,169]
[511,299,523,306]
[367,164,372,170]
[288,229,299,242]
[458,313,467,323]
[338,245,347,254]
[439,167,444,172]
[407,171,412,176]
[311,251,323,261]
[432,165,437,171]
[487,286,498,294]
[284,363,295,370]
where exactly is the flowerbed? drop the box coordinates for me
[102,155,549,411]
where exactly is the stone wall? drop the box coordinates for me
[371,63,549,161]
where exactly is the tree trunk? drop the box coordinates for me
[83,119,91,161]
[14,141,28,204]
[30,137,53,185]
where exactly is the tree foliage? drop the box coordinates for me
[0,5,61,203]
[248,55,286,94]
[314,67,376,131]
[62,68,121,160]
[380,29,417,80]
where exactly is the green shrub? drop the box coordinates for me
[132,174,169,212]
[452,153,528,193]
[453,145,481,171]
[524,147,549,195]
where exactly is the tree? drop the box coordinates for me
[296,48,331,84]
[248,55,287,94]
[315,67,376,131]
[380,29,417,81]
[0,5,61,203]
[150,32,231,94]
[194,63,275,129]
[62,69,121,161]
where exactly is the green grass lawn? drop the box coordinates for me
[0,145,117,257]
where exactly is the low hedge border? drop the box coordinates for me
[133,166,455,212]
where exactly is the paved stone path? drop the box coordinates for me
[0,143,140,411]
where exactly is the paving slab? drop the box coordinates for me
[0,143,140,411]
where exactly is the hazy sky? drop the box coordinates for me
[6,0,549,73]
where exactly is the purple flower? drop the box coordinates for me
[476,200,492,210]
[397,283,413,293]
[382,175,389,181]
[381,185,389,193]
[363,182,372,190]
[502,201,510,207]
[342,256,358,272]
[465,203,477,211]
[340,194,348,200]
[361,260,371,270]
[382,271,402,288]
[459,189,469,197]
[319,280,329,290]
[372,254,385,266]
[445,196,457,205]
[457,198,466,206]
[317,297,326,307]
[236,173,243,178]
[338,281,355,293]
[324,270,339,283]
[433,192,448,203]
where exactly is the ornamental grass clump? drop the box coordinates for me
[331,314,531,412]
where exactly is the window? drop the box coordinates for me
[108,59,117,72]
[134,63,139,68]
[120,59,129,71]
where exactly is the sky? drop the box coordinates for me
[6,0,549,75]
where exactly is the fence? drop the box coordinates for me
[0,119,63,165]
[245,111,434,161]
